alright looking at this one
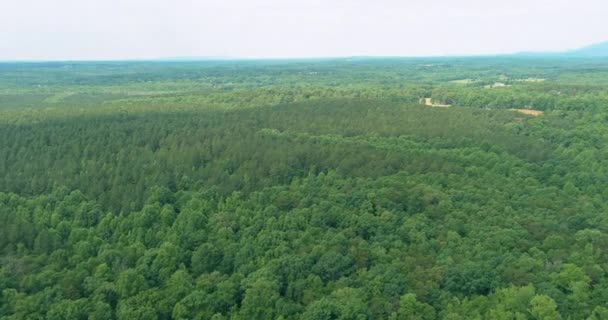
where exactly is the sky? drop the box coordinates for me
[1,0,608,60]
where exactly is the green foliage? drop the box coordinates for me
[1,59,608,319]
[530,295,560,320]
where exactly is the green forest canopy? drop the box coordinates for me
[1,58,608,319]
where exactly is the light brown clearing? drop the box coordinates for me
[516,78,546,83]
[484,82,512,89]
[510,108,543,116]
[422,98,451,108]
[449,79,477,84]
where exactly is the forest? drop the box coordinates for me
[1,57,608,319]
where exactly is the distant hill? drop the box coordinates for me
[515,41,608,58]
[564,41,608,57]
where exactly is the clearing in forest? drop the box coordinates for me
[484,82,512,88]
[510,108,543,116]
[422,98,451,108]
[450,79,477,84]
[516,78,546,82]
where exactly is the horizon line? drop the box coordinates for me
[1,52,603,64]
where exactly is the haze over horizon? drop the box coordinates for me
[2,0,608,61]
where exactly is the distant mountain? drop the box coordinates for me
[564,42,608,57]
[514,41,608,58]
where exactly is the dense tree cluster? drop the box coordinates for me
[1,59,608,319]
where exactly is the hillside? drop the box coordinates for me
[565,41,608,57]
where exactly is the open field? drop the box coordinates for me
[423,97,452,107]
[510,108,543,116]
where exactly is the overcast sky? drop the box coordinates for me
[2,0,607,60]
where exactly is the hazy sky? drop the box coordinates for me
[2,0,607,60]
